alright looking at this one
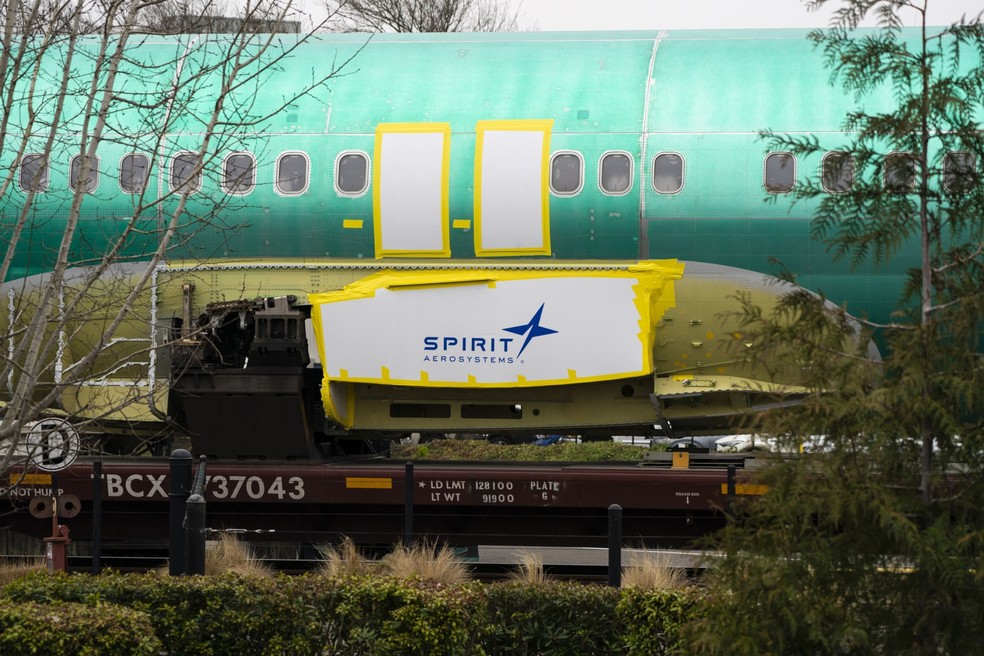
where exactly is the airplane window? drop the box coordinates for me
[550,151,582,195]
[600,152,632,194]
[19,154,48,192]
[336,152,368,194]
[943,151,977,193]
[765,152,795,193]
[884,152,915,193]
[120,154,149,193]
[652,153,684,194]
[822,151,854,193]
[170,152,202,193]
[277,152,308,194]
[223,152,255,195]
[70,154,99,193]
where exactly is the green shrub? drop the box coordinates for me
[2,570,702,655]
[617,588,704,656]
[296,575,486,655]
[483,581,622,655]
[0,599,161,655]
[4,571,325,656]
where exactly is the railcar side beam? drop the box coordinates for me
[4,456,761,549]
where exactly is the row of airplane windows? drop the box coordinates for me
[14,149,979,197]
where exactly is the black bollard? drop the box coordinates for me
[404,461,414,545]
[91,460,102,574]
[608,504,622,588]
[168,449,193,576]
[727,464,736,515]
[184,494,207,575]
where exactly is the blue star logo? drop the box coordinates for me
[503,303,558,357]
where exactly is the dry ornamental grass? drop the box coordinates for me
[203,533,274,577]
[0,557,46,587]
[620,551,688,590]
[380,542,470,584]
[316,537,375,578]
[508,551,547,585]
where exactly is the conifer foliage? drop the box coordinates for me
[693,2,984,654]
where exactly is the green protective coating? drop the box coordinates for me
[0,28,948,324]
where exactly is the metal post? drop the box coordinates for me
[43,525,71,573]
[608,504,622,588]
[184,494,206,575]
[404,461,414,545]
[91,460,102,574]
[168,449,193,576]
[727,464,736,515]
[44,472,67,573]
[183,456,209,576]
[191,455,208,495]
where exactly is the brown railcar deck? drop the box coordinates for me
[4,454,761,549]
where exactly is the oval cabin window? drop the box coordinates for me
[600,152,632,194]
[884,152,915,193]
[277,152,308,195]
[765,153,795,193]
[336,152,368,195]
[170,152,202,193]
[70,154,99,193]
[652,153,684,194]
[19,154,48,192]
[822,151,854,193]
[223,153,255,195]
[943,151,976,193]
[550,152,583,195]
[120,154,149,193]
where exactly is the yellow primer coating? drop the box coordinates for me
[323,381,356,429]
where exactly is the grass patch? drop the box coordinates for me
[391,438,658,462]
[0,557,46,588]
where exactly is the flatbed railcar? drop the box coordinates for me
[5,453,758,550]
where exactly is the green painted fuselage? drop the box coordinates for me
[1,29,946,446]
[2,29,925,325]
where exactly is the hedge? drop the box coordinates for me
[3,571,702,655]
[0,599,162,655]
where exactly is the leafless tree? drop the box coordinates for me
[326,0,522,32]
[138,0,303,33]
[0,0,357,478]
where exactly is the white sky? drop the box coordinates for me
[516,0,982,31]
[292,1,982,33]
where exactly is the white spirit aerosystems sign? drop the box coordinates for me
[309,261,683,395]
